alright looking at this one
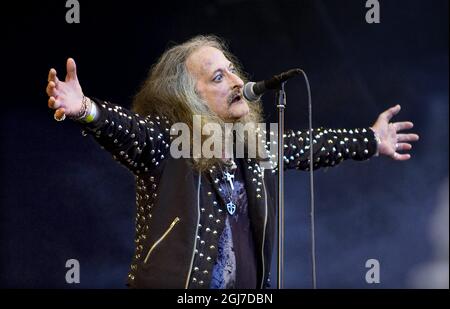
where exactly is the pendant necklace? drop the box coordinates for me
[221,159,237,215]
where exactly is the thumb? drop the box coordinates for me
[385,104,401,122]
[66,58,78,81]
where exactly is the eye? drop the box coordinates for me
[213,74,223,82]
[230,67,237,74]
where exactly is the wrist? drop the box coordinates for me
[81,98,98,123]
[73,96,98,123]
[370,127,381,156]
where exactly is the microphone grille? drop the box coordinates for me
[243,82,259,102]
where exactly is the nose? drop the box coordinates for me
[229,72,244,90]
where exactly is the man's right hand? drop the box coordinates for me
[46,58,84,120]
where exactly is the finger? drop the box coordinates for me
[48,96,61,109]
[46,81,59,97]
[393,121,413,132]
[48,68,60,84]
[396,143,412,151]
[54,108,66,120]
[393,152,411,161]
[48,96,55,109]
[66,58,78,81]
[397,133,420,142]
[381,104,401,122]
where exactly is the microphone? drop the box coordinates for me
[243,68,302,101]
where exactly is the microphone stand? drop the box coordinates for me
[271,69,315,289]
[276,82,286,289]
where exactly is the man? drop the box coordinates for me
[46,35,419,288]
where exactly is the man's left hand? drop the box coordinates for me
[370,105,419,161]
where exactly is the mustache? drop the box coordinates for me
[227,90,243,105]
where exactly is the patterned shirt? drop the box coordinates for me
[210,161,257,289]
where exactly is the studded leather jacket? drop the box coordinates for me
[81,98,378,289]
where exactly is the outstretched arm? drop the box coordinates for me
[280,105,419,171]
[281,126,378,171]
[46,58,171,175]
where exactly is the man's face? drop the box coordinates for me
[186,46,249,121]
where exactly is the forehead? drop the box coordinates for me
[186,46,230,77]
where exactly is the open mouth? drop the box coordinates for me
[230,94,242,105]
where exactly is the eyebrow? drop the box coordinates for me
[211,62,234,77]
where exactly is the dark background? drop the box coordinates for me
[1,0,448,288]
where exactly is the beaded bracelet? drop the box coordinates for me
[69,95,91,120]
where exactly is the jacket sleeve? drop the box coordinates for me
[277,127,378,171]
[80,97,172,175]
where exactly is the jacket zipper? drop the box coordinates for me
[184,174,202,288]
[144,216,180,264]
[260,167,268,288]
